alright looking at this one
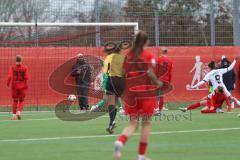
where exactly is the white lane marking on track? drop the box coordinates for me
[0,127,240,143]
[0,115,109,122]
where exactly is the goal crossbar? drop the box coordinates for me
[0,22,139,33]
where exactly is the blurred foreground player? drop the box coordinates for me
[114,31,163,160]
[180,86,231,113]
[7,55,29,120]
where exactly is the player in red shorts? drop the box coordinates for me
[114,31,163,160]
[180,86,231,113]
[7,55,29,120]
[155,47,173,114]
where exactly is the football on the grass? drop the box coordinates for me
[68,94,77,102]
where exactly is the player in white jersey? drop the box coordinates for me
[191,58,240,108]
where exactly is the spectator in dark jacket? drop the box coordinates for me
[221,58,236,92]
[71,54,91,110]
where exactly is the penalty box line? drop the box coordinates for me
[0,127,240,143]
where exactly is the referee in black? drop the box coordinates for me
[221,57,236,93]
[220,57,236,108]
[71,54,91,110]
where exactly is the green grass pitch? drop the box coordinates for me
[0,108,240,160]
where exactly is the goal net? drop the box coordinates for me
[0,22,139,111]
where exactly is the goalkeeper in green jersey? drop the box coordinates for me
[91,62,123,112]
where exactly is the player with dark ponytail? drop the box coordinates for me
[114,31,163,160]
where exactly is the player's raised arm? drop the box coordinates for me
[191,72,209,89]
[218,59,237,74]
[191,80,205,89]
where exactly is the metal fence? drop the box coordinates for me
[0,0,239,46]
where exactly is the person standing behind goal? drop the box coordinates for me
[71,53,91,110]
[7,55,29,120]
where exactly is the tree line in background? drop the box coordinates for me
[0,0,235,46]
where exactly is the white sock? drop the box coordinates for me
[114,141,123,156]
[237,100,240,106]
[115,140,123,147]
[12,114,16,117]
[231,102,235,109]
[138,155,145,160]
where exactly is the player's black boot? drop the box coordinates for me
[107,105,117,134]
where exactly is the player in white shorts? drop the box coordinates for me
[191,58,240,107]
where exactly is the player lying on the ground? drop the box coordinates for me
[191,58,240,111]
[180,86,230,113]
[7,55,29,120]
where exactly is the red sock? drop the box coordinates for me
[158,96,164,112]
[18,100,24,113]
[138,142,148,155]
[12,100,18,114]
[201,109,216,114]
[118,135,128,145]
[187,102,201,110]
[227,105,232,112]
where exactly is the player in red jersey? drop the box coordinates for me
[180,86,231,113]
[7,55,29,120]
[114,31,163,160]
[155,47,173,114]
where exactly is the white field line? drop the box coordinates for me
[0,112,55,116]
[0,118,58,122]
[0,115,109,122]
[0,127,240,143]
[0,110,109,115]
[0,116,109,122]
[1,111,239,121]
[0,110,239,115]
